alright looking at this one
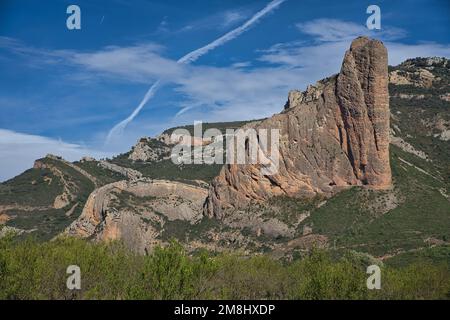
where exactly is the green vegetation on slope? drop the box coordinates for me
[390,95,450,188]
[33,157,95,204]
[111,155,223,183]
[1,157,96,240]
[294,144,450,257]
[385,245,450,268]
[0,168,62,207]
[389,57,450,187]
[74,160,124,186]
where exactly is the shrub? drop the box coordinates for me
[288,250,368,299]
[0,237,448,300]
[134,241,218,299]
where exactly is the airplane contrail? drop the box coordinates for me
[106,0,285,144]
[177,0,286,64]
[106,80,161,143]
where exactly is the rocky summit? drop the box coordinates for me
[206,37,391,218]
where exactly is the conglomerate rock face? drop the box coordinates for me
[65,179,208,253]
[206,37,391,219]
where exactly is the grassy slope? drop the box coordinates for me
[1,158,96,240]
[389,58,450,187]
[385,245,450,268]
[73,160,124,185]
[291,143,449,256]
[0,168,62,207]
[111,155,223,183]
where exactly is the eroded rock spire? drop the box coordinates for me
[206,36,391,218]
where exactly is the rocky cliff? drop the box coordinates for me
[65,178,208,253]
[206,37,392,218]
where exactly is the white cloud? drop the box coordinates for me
[385,42,450,66]
[0,129,113,182]
[231,61,252,68]
[221,10,248,28]
[69,44,182,82]
[178,8,250,33]
[0,36,181,83]
[174,65,302,117]
[155,16,170,34]
[259,40,348,73]
[296,18,406,42]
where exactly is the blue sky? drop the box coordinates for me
[0,0,449,181]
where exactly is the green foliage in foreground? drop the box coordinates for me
[0,237,449,300]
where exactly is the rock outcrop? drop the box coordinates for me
[206,37,391,218]
[98,161,143,180]
[128,137,171,162]
[0,213,10,224]
[35,154,100,187]
[389,57,448,88]
[66,178,208,253]
[389,69,436,88]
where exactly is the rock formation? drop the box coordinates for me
[34,154,100,187]
[66,178,208,253]
[128,137,171,162]
[206,37,391,218]
[389,57,448,88]
[98,160,143,180]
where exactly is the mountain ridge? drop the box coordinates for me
[1,39,449,264]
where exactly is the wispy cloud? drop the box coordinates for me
[259,20,450,69]
[221,10,248,28]
[231,61,252,68]
[296,18,407,42]
[106,0,286,143]
[178,8,250,33]
[69,44,182,82]
[155,16,169,34]
[0,129,113,182]
[153,7,250,36]
[0,36,71,67]
[0,36,180,83]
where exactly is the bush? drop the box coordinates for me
[133,241,218,299]
[0,237,449,300]
[378,262,450,299]
[206,254,288,299]
[287,250,368,299]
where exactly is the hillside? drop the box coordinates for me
[0,51,449,266]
